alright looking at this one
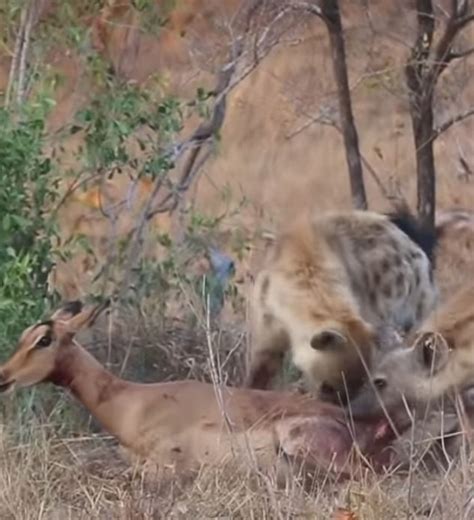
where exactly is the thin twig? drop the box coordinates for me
[448,45,474,59]
[289,1,323,18]
[434,107,474,138]
[4,6,28,107]
[16,3,36,105]
[145,46,242,219]
[287,105,407,208]
[144,4,291,219]
[5,0,45,108]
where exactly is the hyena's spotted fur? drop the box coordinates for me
[349,283,474,420]
[247,209,437,400]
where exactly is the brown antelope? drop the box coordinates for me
[0,300,395,482]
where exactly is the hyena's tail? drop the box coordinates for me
[386,206,437,264]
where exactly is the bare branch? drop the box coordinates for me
[454,0,469,18]
[5,0,45,107]
[456,12,474,29]
[50,171,102,219]
[362,0,412,49]
[115,59,239,295]
[320,0,367,209]
[144,41,244,220]
[448,45,474,59]
[458,155,473,181]
[5,7,28,107]
[434,107,474,138]
[289,1,323,18]
[16,4,36,105]
[287,105,406,209]
[361,156,407,209]
[114,2,291,297]
[430,2,474,85]
[285,105,337,139]
[145,3,294,219]
[288,0,368,209]
[405,1,437,229]
[406,0,435,98]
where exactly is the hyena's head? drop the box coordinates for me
[306,317,378,404]
[347,331,453,420]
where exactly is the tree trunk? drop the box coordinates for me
[321,0,367,210]
[411,97,436,230]
[405,0,436,231]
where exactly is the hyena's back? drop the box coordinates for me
[324,210,437,332]
[247,209,437,397]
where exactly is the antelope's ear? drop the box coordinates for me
[50,301,83,322]
[64,299,111,335]
[310,329,348,351]
[413,332,450,374]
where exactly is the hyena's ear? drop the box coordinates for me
[414,332,451,374]
[310,329,347,351]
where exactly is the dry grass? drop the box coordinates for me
[1,418,474,519]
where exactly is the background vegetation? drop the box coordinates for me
[0,0,474,518]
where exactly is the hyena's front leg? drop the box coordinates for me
[246,312,290,390]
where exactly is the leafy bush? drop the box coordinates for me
[0,102,60,353]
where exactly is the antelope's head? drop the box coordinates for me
[0,300,110,393]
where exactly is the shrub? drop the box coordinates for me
[0,101,60,353]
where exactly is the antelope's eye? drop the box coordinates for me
[373,377,387,390]
[36,335,52,348]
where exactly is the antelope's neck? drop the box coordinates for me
[50,343,134,446]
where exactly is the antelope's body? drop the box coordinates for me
[0,301,395,480]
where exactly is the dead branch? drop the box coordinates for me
[406,0,435,99]
[428,3,474,88]
[145,3,294,219]
[290,0,368,209]
[321,0,368,209]
[287,103,406,209]
[285,105,337,139]
[289,1,323,18]
[405,0,474,229]
[5,0,45,108]
[114,1,290,298]
[448,44,474,59]
[362,0,412,49]
[144,41,244,220]
[5,6,28,107]
[16,4,35,105]
[434,107,474,138]
[458,155,473,181]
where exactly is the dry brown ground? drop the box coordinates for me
[1,1,474,518]
[0,427,473,519]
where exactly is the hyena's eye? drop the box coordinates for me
[373,377,387,390]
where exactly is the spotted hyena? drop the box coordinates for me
[246,208,437,401]
[348,283,474,420]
